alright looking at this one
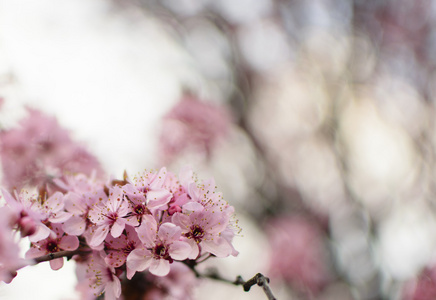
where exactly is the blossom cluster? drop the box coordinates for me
[0,166,238,300]
[0,108,103,192]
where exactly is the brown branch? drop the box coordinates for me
[32,249,86,264]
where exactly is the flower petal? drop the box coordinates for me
[158,223,181,243]
[126,249,152,272]
[149,258,170,277]
[169,241,191,261]
[110,218,126,238]
[88,225,109,248]
[146,189,172,209]
[62,216,86,236]
[136,215,157,246]
[49,257,64,270]
[59,235,80,251]
[201,237,232,258]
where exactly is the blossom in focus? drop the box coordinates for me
[25,223,79,270]
[104,225,141,279]
[266,216,332,296]
[127,167,172,211]
[88,186,135,247]
[0,108,104,191]
[127,215,191,277]
[158,94,232,164]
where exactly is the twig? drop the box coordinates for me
[184,262,277,300]
[244,273,276,300]
[31,249,91,265]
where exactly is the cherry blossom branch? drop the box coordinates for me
[32,249,89,264]
[183,261,277,300]
[14,248,91,273]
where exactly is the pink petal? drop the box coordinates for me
[149,167,167,189]
[185,238,199,259]
[49,211,72,223]
[25,246,45,259]
[88,225,109,248]
[201,237,232,258]
[110,218,126,238]
[122,184,145,204]
[126,249,152,272]
[149,258,170,277]
[178,166,193,188]
[29,223,51,243]
[1,189,20,211]
[169,241,191,261]
[136,215,157,246]
[126,266,136,280]
[62,216,86,236]
[171,213,191,232]
[158,223,181,243]
[49,257,64,270]
[64,192,86,214]
[45,192,65,212]
[146,189,172,209]
[105,277,121,300]
[107,186,124,212]
[59,235,80,251]
[182,202,204,213]
[105,251,127,268]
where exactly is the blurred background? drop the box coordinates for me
[1,0,436,299]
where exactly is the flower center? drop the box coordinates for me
[153,243,173,263]
[134,204,145,215]
[46,241,59,253]
[189,225,205,242]
[123,241,136,254]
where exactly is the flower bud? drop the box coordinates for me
[19,216,37,237]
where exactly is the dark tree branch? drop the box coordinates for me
[30,248,91,265]
[183,261,277,300]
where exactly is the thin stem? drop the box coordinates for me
[32,249,87,264]
[184,262,277,300]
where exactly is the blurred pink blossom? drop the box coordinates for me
[0,206,23,283]
[266,215,332,297]
[142,262,197,300]
[158,94,232,164]
[0,108,104,191]
[402,266,436,300]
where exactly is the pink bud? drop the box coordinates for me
[19,216,37,237]
[168,205,182,215]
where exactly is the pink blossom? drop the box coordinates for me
[2,188,50,242]
[402,266,436,300]
[82,252,121,300]
[158,94,232,164]
[128,262,197,300]
[62,191,94,236]
[37,191,72,224]
[25,223,79,270]
[88,186,135,248]
[127,215,191,277]
[266,216,332,296]
[0,206,24,283]
[104,225,141,279]
[0,108,103,191]
[172,208,234,259]
[162,169,191,218]
[129,167,172,210]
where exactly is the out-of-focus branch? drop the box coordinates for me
[184,261,277,300]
